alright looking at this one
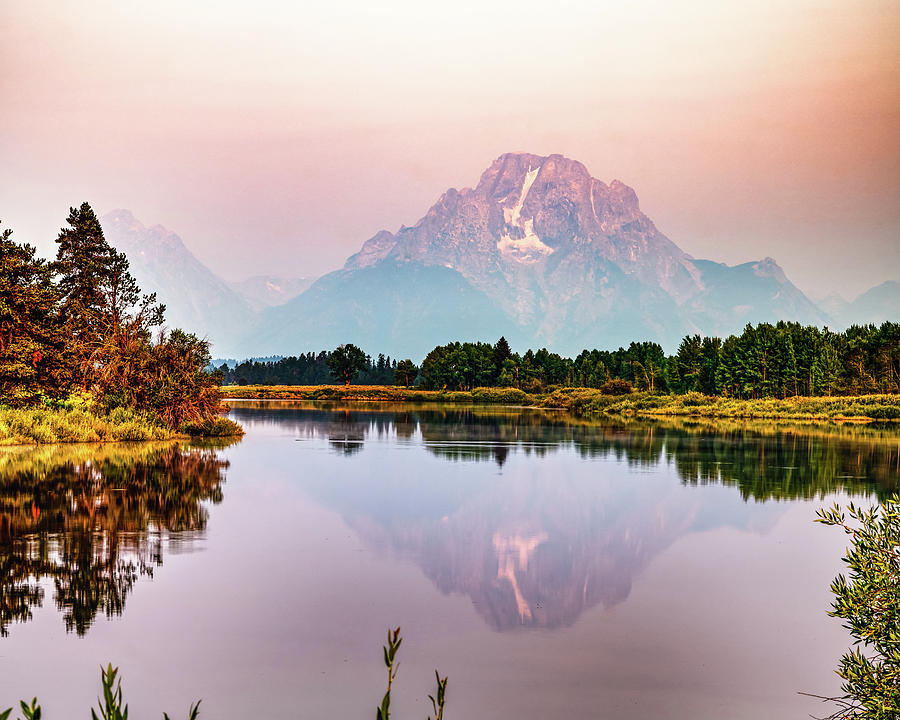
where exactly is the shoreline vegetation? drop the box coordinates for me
[0,405,242,446]
[222,384,900,423]
[5,205,897,445]
[2,204,243,444]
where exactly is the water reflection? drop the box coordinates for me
[0,442,232,636]
[233,402,900,499]
[233,403,900,631]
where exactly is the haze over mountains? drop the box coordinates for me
[101,210,309,356]
[101,153,897,360]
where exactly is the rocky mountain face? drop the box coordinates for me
[101,210,309,357]
[252,152,827,358]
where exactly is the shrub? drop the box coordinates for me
[678,391,711,408]
[599,379,633,396]
[861,405,900,420]
[180,417,244,437]
[470,387,530,405]
[815,497,900,717]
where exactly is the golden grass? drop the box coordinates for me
[223,384,900,423]
[221,384,531,404]
[0,405,244,446]
[540,388,900,422]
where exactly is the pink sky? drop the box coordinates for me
[2,0,898,299]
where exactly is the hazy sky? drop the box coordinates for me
[3,0,898,299]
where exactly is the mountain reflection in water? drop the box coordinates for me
[233,402,900,631]
[0,442,231,636]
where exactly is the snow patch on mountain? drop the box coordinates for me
[497,165,553,263]
[497,219,554,262]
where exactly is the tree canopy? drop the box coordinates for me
[327,344,368,386]
[0,206,224,429]
[0,221,71,405]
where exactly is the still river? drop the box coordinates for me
[2,401,898,718]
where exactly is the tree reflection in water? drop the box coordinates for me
[0,442,232,636]
[236,402,900,501]
[231,402,900,630]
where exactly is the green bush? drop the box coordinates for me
[859,405,900,420]
[599,379,633,396]
[816,497,900,717]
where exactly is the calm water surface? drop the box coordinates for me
[2,402,899,718]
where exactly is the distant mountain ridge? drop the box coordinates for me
[249,152,829,357]
[102,154,896,360]
[816,281,900,328]
[100,210,311,357]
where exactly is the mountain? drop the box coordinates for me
[822,281,900,328]
[815,292,850,321]
[102,210,318,356]
[101,210,257,357]
[228,275,314,311]
[250,152,826,358]
[248,260,527,359]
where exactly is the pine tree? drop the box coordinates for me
[698,336,721,394]
[491,336,512,381]
[0,220,72,405]
[395,359,417,387]
[52,202,163,393]
[670,335,703,393]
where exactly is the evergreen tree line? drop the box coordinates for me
[418,323,900,397]
[232,322,900,397]
[0,205,223,427]
[220,351,405,386]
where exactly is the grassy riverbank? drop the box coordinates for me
[0,405,243,445]
[542,388,900,422]
[223,384,900,422]
[222,384,532,404]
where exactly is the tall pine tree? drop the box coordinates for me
[0,220,72,404]
[52,202,163,392]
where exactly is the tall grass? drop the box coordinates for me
[4,633,442,719]
[0,406,243,446]
[540,388,900,421]
[222,384,534,405]
[2,665,200,720]
[0,406,172,445]
[224,384,900,422]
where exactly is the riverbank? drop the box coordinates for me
[541,388,900,421]
[0,405,243,445]
[222,385,900,422]
[223,384,530,404]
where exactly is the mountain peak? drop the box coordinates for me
[247,151,832,358]
[344,151,697,305]
[100,210,257,356]
[103,208,142,229]
[752,257,787,282]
